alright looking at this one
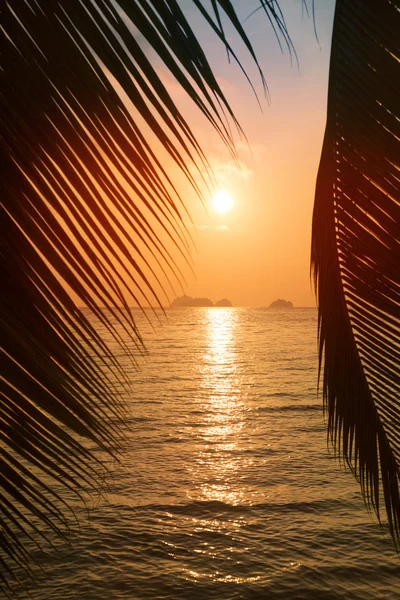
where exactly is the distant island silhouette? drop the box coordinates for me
[215,298,232,307]
[268,299,293,308]
[171,295,232,307]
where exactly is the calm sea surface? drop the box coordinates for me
[15,308,400,598]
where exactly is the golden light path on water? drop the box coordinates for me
[184,308,261,585]
[197,309,245,505]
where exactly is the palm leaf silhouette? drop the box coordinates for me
[312,0,400,544]
[0,0,294,590]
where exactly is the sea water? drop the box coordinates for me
[13,308,400,599]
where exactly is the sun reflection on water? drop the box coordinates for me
[188,308,252,506]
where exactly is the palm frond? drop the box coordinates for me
[0,0,292,589]
[312,0,400,542]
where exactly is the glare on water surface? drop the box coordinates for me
[191,308,250,507]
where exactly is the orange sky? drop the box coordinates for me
[65,2,335,311]
[138,1,336,308]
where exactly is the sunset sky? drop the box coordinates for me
[148,0,336,308]
[101,1,336,310]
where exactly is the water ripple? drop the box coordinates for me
[10,308,400,599]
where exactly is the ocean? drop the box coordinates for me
[13,308,400,599]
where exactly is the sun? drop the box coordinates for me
[212,190,233,213]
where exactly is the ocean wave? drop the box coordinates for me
[257,403,321,413]
[119,497,352,519]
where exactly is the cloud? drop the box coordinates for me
[216,225,229,231]
[213,158,253,183]
[235,140,266,161]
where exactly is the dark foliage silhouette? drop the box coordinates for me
[0,0,292,590]
[312,0,400,545]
